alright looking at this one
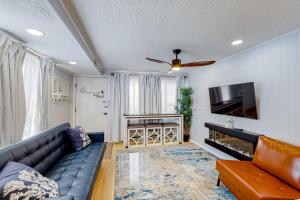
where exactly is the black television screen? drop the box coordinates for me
[209,82,258,119]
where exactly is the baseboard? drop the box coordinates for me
[190,140,236,160]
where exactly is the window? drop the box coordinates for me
[161,77,177,113]
[22,52,42,139]
[129,75,139,114]
[129,75,179,114]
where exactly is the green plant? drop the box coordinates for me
[176,87,193,136]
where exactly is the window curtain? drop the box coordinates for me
[139,74,161,114]
[22,52,42,138]
[109,73,129,142]
[176,75,187,100]
[0,32,27,147]
[22,53,54,139]
[40,59,54,130]
[161,76,177,113]
[128,75,139,114]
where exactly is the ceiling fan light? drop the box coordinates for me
[172,66,181,71]
[231,39,243,46]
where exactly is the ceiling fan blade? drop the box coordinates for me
[146,58,171,65]
[181,61,216,67]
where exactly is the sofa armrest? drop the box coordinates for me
[46,196,74,200]
[87,132,105,142]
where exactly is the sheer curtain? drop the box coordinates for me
[22,53,54,139]
[0,32,27,147]
[109,73,129,142]
[128,75,139,114]
[139,74,161,114]
[40,59,54,130]
[176,75,187,100]
[161,76,177,113]
[22,52,42,139]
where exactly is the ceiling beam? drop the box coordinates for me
[46,0,103,74]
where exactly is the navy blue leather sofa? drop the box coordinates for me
[0,123,106,200]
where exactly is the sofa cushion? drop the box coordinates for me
[0,161,59,199]
[253,136,300,190]
[46,142,105,200]
[216,160,300,200]
[65,127,91,151]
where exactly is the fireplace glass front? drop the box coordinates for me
[208,130,254,158]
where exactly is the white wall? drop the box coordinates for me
[188,29,300,158]
[50,68,73,127]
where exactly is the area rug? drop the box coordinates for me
[114,144,235,200]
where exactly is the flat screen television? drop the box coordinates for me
[209,82,258,119]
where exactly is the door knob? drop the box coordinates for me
[103,112,108,115]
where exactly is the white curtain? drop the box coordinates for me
[128,75,139,114]
[22,53,54,139]
[109,73,129,142]
[139,74,161,114]
[161,76,177,113]
[40,59,54,130]
[176,75,187,100]
[0,32,27,147]
[22,52,42,139]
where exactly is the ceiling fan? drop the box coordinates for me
[146,49,215,72]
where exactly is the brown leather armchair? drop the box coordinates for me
[216,136,300,200]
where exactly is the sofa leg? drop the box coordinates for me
[217,177,220,186]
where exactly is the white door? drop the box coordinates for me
[75,77,108,138]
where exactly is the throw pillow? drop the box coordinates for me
[65,126,92,151]
[0,161,59,200]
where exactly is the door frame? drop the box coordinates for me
[73,75,110,142]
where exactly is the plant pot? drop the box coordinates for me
[183,134,190,142]
[183,127,190,142]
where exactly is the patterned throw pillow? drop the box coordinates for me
[79,127,92,148]
[0,161,59,200]
[65,126,92,151]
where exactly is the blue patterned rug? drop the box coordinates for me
[114,144,235,200]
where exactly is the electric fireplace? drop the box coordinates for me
[205,123,262,160]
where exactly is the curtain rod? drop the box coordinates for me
[26,48,48,59]
[0,29,55,63]
[0,29,25,43]
[0,30,53,61]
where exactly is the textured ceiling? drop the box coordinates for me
[1,0,300,74]
[0,0,98,74]
[68,0,300,73]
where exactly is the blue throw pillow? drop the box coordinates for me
[0,161,59,199]
[65,126,92,151]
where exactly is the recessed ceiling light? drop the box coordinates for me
[26,28,44,36]
[68,61,77,65]
[231,39,243,46]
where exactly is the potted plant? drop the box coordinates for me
[176,87,193,142]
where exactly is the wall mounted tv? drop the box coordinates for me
[209,82,258,119]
